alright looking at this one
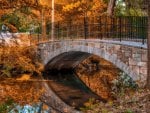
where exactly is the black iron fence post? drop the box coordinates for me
[111,16,115,39]
[98,16,102,39]
[119,17,122,42]
[37,26,40,43]
[57,22,60,40]
[84,16,88,39]
[69,21,72,39]
[143,16,148,44]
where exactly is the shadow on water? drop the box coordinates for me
[43,51,106,110]
[43,71,104,110]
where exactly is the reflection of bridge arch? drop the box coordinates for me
[38,40,147,86]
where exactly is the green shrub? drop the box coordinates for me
[111,72,138,94]
[0,98,15,113]
[125,109,134,113]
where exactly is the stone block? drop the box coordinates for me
[137,62,147,67]
[89,43,95,47]
[140,74,147,80]
[132,49,142,54]
[132,66,140,75]
[130,72,140,81]
[95,43,100,48]
[139,67,147,75]
[114,45,121,51]
[141,52,148,62]
[117,51,123,59]
[132,53,141,58]
[125,51,132,57]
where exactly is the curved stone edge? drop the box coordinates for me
[40,82,81,113]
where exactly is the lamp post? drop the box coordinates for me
[51,0,54,41]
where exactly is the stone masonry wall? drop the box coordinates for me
[38,40,147,87]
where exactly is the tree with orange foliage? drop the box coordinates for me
[0,0,51,9]
[62,0,107,21]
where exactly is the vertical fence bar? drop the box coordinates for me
[143,16,148,44]
[66,24,69,39]
[131,17,133,39]
[37,26,40,43]
[88,19,91,39]
[133,17,135,41]
[125,17,127,40]
[144,17,146,44]
[101,16,103,38]
[123,17,125,40]
[98,16,102,39]
[145,16,148,44]
[104,16,106,39]
[84,16,87,39]
[140,17,142,43]
[110,16,112,39]
[106,16,108,39]
[128,17,131,39]
[112,16,115,40]
[136,17,138,42]
[117,17,119,40]
[119,17,122,41]
[109,16,111,39]
[57,22,59,40]
[68,21,71,39]
[146,16,148,44]
[134,16,136,40]
[138,17,141,43]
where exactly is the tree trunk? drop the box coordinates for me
[51,0,55,41]
[146,2,150,89]
[107,0,116,16]
[41,8,46,39]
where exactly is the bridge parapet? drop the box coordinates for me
[38,39,147,87]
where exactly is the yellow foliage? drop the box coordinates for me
[0,79,45,105]
[0,45,42,78]
[39,0,51,7]
[16,74,31,81]
[63,1,81,12]
[92,0,107,16]
[0,0,51,9]
[62,0,107,20]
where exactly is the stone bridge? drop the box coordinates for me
[38,39,147,85]
[37,39,147,113]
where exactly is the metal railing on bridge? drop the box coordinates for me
[30,16,148,44]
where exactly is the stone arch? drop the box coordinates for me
[42,44,138,83]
